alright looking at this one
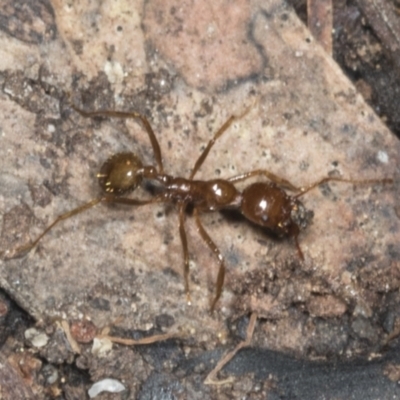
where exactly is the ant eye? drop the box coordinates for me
[97,152,143,195]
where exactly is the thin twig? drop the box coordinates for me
[204,312,258,385]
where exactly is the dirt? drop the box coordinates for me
[0,1,400,399]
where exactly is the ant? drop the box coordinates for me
[1,101,393,312]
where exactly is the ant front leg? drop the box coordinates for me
[193,208,226,313]
[70,104,164,174]
[228,169,301,192]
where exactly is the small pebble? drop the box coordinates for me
[24,328,49,348]
[88,378,125,398]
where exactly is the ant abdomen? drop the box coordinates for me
[97,152,143,195]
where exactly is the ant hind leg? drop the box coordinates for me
[1,197,104,260]
[2,194,166,261]
[70,103,164,173]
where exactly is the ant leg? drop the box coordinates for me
[204,312,258,385]
[1,194,167,260]
[71,104,164,173]
[193,208,225,313]
[103,194,165,206]
[295,176,393,198]
[178,202,191,305]
[293,229,304,260]
[228,169,301,191]
[2,197,104,260]
[190,105,253,179]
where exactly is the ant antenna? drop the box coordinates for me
[295,176,393,198]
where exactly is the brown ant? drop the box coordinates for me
[1,102,393,312]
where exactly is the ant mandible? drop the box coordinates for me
[2,101,393,312]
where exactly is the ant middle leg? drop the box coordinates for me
[227,169,301,191]
[189,105,254,179]
[178,202,192,306]
[295,176,393,198]
[70,104,164,174]
[193,208,225,313]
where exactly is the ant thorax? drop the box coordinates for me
[158,178,241,211]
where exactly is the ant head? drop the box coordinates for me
[97,152,143,195]
[241,182,313,238]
